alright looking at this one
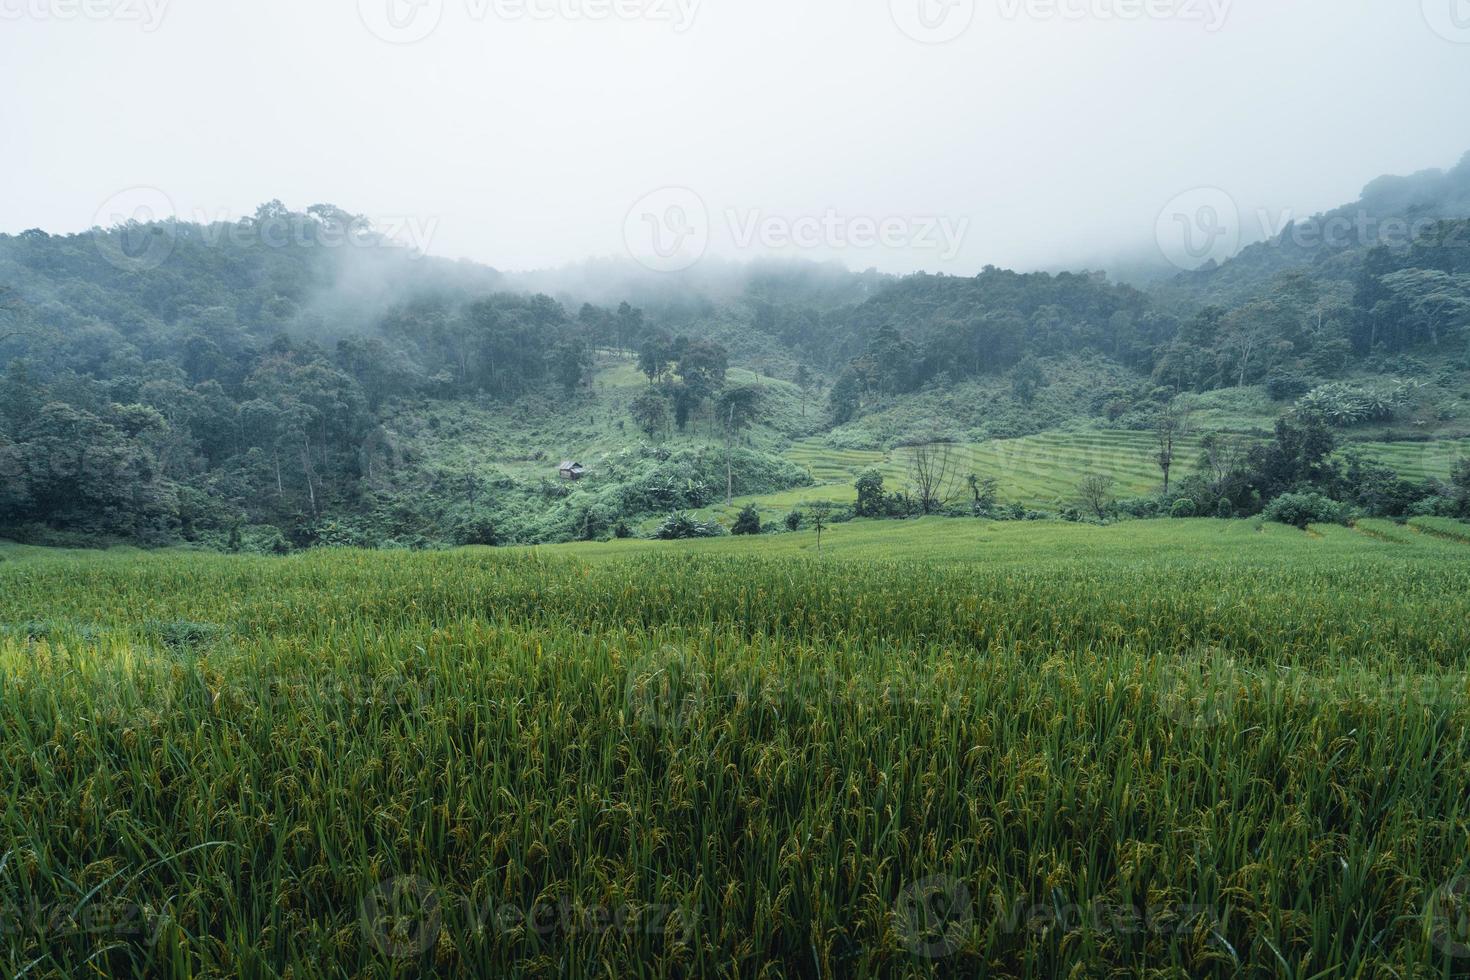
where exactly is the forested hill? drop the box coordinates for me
[2,154,1469,549]
[1153,151,1470,313]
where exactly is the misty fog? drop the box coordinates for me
[3,0,1469,280]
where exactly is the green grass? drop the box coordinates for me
[4,520,1470,976]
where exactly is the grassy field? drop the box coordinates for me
[4,519,1470,977]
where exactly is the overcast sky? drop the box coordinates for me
[4,0,1470,276]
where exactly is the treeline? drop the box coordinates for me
[0,205,681,545]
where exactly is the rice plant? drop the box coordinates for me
[3,519,1470,977]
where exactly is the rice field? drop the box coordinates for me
[783,431,1211,506]
[4,518,1470,977]
[777,432,1470,511]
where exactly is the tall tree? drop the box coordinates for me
[717,385,763,505]
[1155,400,1192,495]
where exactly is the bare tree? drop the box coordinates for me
[1155,400,1192,495]
[809,500,833,553]
[1076,474,1116,522]
[1199,431,1247,495]
[909,443,960,515]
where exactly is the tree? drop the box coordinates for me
[1451,456,1470,517]
[1154,400,1192,495]
[629,390,670,441]
[794,365,814,418]
[676,338,729,421]
[966,472,999,515]
[614,302,645,353]
[1198,431,1248,496]
[854,469,886,518]
[809,500,833,553]
[1247,414,1337,496]
[909,444,958,515]
[731,503,761,535]
[717,385,762,504]
[1381,269,1470,347]
[0,286,23,346]
[552,339,593,394]
[638,333,675,384]
[1011,356,1045,405]
[1076,474,1116,521]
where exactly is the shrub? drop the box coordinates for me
[784,510,805,532]
[1216,499,1233,519]
[1116,497,1162,519]
[1295,381,1416,427]
[1263,492,1348,529]
[453,513,500,547]
[1170,498,1196,518]
[653,512,726,540]
[731,505,762,536]
[1265,371,1313,402]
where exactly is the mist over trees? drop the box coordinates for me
[3,155,1470,548]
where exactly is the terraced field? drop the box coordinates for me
[1350,438,1470,482]
[782,430,1214,509]
[773,431,1470,514]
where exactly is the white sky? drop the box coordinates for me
[3,0,1469,275]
